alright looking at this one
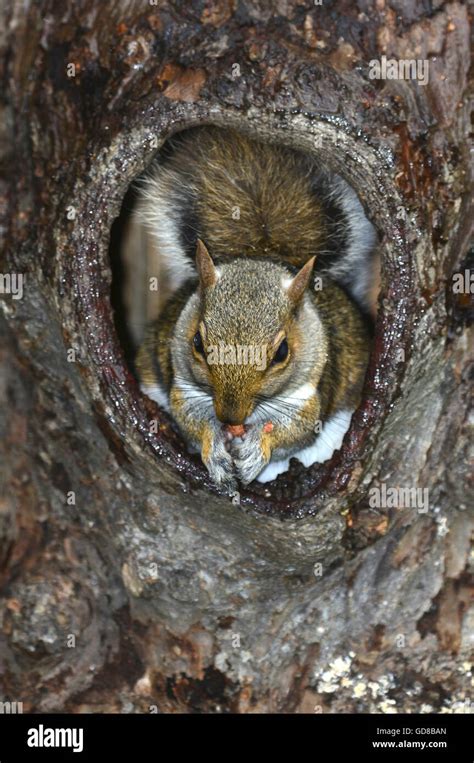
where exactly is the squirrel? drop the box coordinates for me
[127,126,378,490]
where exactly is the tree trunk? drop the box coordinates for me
[0,0,472,713]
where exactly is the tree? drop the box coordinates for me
[0,0,472,713]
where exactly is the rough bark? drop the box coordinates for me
[0,0,472,713]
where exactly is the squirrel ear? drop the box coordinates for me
[196,239,218,289]
[286,256,316,305]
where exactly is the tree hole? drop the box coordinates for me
[108,124,385,514]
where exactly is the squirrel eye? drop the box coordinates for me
[193,331,205,357]
[272,338,288,365]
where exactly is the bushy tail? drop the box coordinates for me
[124,126,378,343]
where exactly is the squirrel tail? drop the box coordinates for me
[123,127,378,343]
[323,175,379,313]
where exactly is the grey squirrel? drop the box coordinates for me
[126,126,378,490]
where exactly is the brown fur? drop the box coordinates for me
[164,126,329,267]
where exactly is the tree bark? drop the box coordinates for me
[0,0,472,713]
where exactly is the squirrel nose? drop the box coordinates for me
[216,412,244,426]
[220,416,242,426]
[214,398,249,425]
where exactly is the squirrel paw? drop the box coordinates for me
[231,427,269,486]
[202,433,238,491]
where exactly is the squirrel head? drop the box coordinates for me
[172,240,324,426]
